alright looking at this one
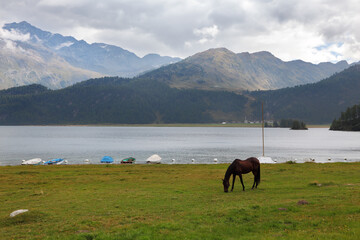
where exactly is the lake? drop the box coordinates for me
[0,126,359,165]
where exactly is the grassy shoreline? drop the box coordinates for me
[0,163,358,239]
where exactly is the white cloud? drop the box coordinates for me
[193,25,219,44]
[194,25,219,39]
[0,0,359,63]
[38,0,88,7]
[0,27,29,52]
[0,27,30,42]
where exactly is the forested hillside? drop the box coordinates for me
[0,77,249,125]
[252,65,360,123]
[330,103,360,131]
[1,65,359,125]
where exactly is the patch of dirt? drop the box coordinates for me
[297,200,309,205]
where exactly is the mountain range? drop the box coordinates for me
[0,37,102,90]
[141,48,351,91]
[0,21,181,89]
[1,21,357,91]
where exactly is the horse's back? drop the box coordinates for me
[232,157,259,173]
[246,157,260,166]
[233,157,260,165]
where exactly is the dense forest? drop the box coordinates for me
[330,103,360,131]
[0,77,250,125]
[252,65,360,123]
[0,65,359,125]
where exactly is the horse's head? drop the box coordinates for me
[222,179,230,192]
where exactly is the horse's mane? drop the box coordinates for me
[224,161,235,181]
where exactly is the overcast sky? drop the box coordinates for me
[0,0,359,63]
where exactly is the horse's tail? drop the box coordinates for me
[256,164,261,185]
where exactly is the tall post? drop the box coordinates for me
[262,102,265,157]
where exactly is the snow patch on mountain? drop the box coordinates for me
[54,41,74,50]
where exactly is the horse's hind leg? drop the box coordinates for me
[239,174,245,191]
[251,171,256,189]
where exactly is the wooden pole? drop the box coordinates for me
[262,102,265,157]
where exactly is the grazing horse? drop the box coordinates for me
[222,157,260,192]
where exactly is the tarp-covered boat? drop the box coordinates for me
[146,154,161,164]
[44,158,66,165]
[101,156,114,164]
[21,158,42,165]
[121,157,135,164]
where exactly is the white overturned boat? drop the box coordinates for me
[56,159,68,165]
[146,154,161,164]
[258,156,276,164]
[21,158,42,165]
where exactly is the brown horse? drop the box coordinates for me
[222,157,260,192]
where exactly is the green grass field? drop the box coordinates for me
[1,163,359,240]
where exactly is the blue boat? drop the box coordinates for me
[100,156,114,164]
[44,158,65,165]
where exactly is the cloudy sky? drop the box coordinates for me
[0,0,359,63]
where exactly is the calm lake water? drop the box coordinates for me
[0,126,359,165]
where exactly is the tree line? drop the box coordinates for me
[330,103,360,131]
[265,119,307,130]
[0,78,249,125]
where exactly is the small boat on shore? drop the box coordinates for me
[44,158,67,165]
[56,159,68,165]
[100,156,114,164]
[258,156,276,164]
[121,157,135,164]
[146,154,161,164]
[21,158,42,165]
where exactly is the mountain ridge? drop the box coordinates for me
[0,21,181,89]
[141,47,352,91]
[1,21,357,91]
[3,21,182,76]
[0,37,102,89]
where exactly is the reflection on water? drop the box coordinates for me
[0,126,359,165]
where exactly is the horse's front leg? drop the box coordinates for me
[231,174,236,192]
[239,174,245,191]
